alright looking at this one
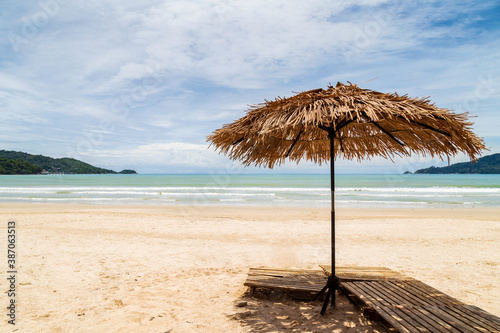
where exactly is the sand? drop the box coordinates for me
[0,203,499,332]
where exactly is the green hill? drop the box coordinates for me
[414,153,500,174]
[0,156,42,175]
[0,150,137,175]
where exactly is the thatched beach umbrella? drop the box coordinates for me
[207,82,486,314]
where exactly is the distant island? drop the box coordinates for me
[0,150,137,175]
[410,153,500,174]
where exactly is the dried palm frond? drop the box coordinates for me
[208,82,486,168]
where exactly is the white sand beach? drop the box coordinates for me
[1,203,499,332]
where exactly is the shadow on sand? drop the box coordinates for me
[228,289,387,332]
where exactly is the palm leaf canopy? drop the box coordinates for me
[207,82,486,168]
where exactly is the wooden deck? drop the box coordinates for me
[244,267,327,296]
[341,279,500,332]
[244,267,500,332]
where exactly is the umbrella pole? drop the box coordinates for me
[330,132,336,307]
[314,129,340,316]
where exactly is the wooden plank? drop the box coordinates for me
[386,283,470,333]
[344,280,500,333]
[247,268,326,279]
[352,281,425,333]
[343,281,418,333]
[387,282,500,332]
[345,281,480,333]
[368,282,451,333]
[342,281,376,307]
[320,265,413,281]
[339,285,371,310]
[244,268,326,294]
[246,273,325,281]
[366,282,454,333]
[464,304,500,324]
[370,304,413,333]
[372,281,420,307]
[374,281,491,333]
[411,306,468,333]
[401,282,497,331]
[244,281,324,292]
[462,305,500,329]
[246,275,326,283]
[444,305,500,332]
[380,281,441,308]
[244,281,323,290]
[386,284,462,332]
[250,267,323,274]
[423,305,486,333]
[383,281,454,315]
[341,285,413,333]
[403,281,463,305]
[394,281,438,307]
[436,306,493,333]
[398,306,451,333]
[244,283,324,291]
[342,282,416,332]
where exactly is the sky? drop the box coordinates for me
[1,0,499,174]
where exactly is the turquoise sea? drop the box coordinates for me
[0,174,499,208]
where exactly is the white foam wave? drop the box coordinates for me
[338,187,500,194]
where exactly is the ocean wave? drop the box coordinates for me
[1,174,498,207]
[338,187,500,193]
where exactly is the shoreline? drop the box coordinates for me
[1,203,498,332]
[2,202,500,219]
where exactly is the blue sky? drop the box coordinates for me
[1,0,499,174]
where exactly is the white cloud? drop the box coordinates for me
[80,142,216,170]
[137,142,208,153]
[1,0,499,173]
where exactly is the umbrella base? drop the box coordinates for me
[313,275,340,316]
